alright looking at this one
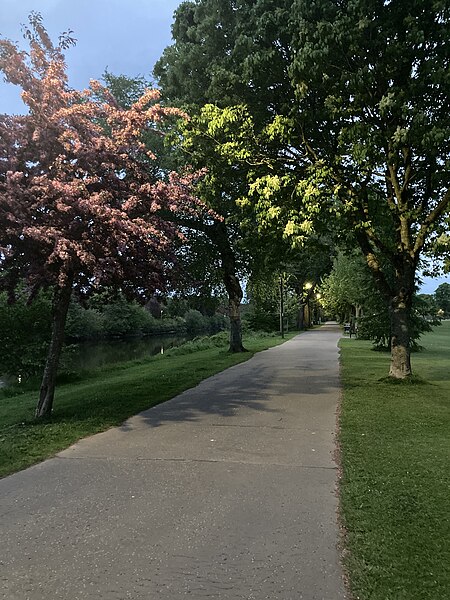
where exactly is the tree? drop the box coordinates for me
[318,254,370,324]
[161,0,450,378]
[284,0,449,378]
[161,106,255,352]
[435,282,450,317]
[101,70,249,352]
[154,2,298,352]
[0,14,201,417]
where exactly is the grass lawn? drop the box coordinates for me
[339,321,450,600]
[0,332,295,478]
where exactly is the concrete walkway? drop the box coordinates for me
[0,324,346,600]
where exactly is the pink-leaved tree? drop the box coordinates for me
[0,14,204,418]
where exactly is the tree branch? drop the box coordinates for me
[414,187,450,256]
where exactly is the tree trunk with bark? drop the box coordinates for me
[212,222,246,353]
[304,302,311,328]
[294,282,305,330]
[388,286,413,378]
[297,303,305,330]
[357,224,417,379]
[228,284,245,352]
[35,274,73,418]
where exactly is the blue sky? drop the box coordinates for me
[0,0,448,294]
[0,0,182,113]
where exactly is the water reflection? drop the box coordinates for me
[62,334,190,372]
[0,334,190,388]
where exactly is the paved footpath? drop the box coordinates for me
[0,324,346,600]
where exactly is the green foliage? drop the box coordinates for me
[184,308,209,333]
[319,253,369,322]
[320,253,440,348]
[435,282,450,317]
[0,290,51,378]
[101,297,151,338]
[68,295,157,339]
[65,302,105,340]
[417,293,439,319]
[245,274,280,331]
[244,307,279,333]
[357,294,439,350]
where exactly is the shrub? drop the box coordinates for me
[65,302,105,340]
[0,290,52,378]
[357,295,440,350]
[184,309,210,334]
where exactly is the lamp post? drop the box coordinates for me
[315,292,322,324]
[304,281,313,328]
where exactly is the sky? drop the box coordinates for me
[0,0,448,294]
[0,0,182,113]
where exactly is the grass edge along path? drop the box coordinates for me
[0,332,296,479]
[338,321,450,600]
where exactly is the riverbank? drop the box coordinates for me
[339,320,450,600]
[0,331,295,478]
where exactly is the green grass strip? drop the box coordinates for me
[339,321,450,600]
[0,332,295,478]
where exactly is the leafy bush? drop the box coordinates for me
[243,307,279,332]
[100,298,146,337]
[357,295,440,350]
[140,314,185,335]
[208,313,228,332]
[435,283,450,318]
[184,309,210,334]
[0,290,52,378]
[65,302,105,340]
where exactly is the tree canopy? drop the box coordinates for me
[156,0,450,378]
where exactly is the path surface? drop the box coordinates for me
[0,324,346,600]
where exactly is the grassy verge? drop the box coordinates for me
[0,331,296,478]
[339,321,450,600]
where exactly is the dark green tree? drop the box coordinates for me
[154,1,303,352]
[434,282,450,317]
[0,289,52,379]
[157,0,450,378]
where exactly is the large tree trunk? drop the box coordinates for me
[304,302,311,328]
[294,282,305,330]
[212,222,246,353]
[224,267,246,353]
[228,285,245,352]
[35,275,73,418]
[389,288,413,379]
[297,303,305,330]
[356,222,417,379]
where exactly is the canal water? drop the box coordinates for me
[61,333,191,371]
[0,333,191,388]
